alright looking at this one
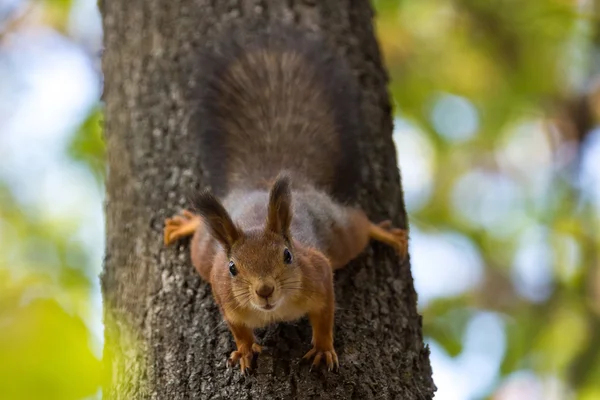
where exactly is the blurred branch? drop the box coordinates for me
[455,1,520,69]
[565,213,600,390]
[0,0,76,46]
[550,0,600,161]
[0,2,34,45]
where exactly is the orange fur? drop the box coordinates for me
[164,175,407,374]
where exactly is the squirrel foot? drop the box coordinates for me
[163,210,200,246]
[369,220,408,260]
[302,345,339,372]
[227,343,262,375]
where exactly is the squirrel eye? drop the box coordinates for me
[283,248,292,264]
[228,261,237,276]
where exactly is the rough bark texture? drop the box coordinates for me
[100,1,435,399]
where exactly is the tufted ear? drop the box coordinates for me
[265,173,292,240]
[193,191,240,254]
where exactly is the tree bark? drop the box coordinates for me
[100,1,435,399]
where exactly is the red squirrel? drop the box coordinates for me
[163,24,408,375]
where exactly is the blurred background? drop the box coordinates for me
[0,0,598,399]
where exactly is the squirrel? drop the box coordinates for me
[163,24,408,375]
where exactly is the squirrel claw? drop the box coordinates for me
[228,344,262,375]
[303,346,338,372]
[370,221,408,260]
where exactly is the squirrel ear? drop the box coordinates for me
[192,190,240,253]
[266,173,292,239]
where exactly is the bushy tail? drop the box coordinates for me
[193,22,364,202]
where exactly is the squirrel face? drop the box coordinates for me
[227,230,301,312]
[194,174,295,313]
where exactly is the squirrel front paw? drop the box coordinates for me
[163,210,200,245]
[302,345,339,372]
[227,343,262,375]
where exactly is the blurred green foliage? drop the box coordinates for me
[0,271,101,400]
[68,106,106,184]
[1,2,104,398]
[0,184,102,399]
[374,0,600,398]
[1,0,599,399]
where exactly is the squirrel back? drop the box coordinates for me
[195,24,363,202]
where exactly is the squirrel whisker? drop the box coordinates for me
[230,290,251,298]
[229,297,252,314]
[280,286,321,295]
[229,291,250,298]
[277,279,303,286]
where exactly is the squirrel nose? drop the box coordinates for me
[256,284,274,299]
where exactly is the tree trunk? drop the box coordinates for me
[100,1,435,399]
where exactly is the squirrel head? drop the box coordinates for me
[194,174,302,313]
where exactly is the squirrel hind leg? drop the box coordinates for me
[368,221,408,260]
[164,210,201,245]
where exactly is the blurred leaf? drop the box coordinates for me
[0,273,101,400]
[38,0,74,34]
[579,349,600,397]
[373,0,402,15]
[534,301,590,374]
[500,307,546,375]
[68,106,106,184]
[423,298,475,357]
[377,0,579,137]
[579,385,600,400]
